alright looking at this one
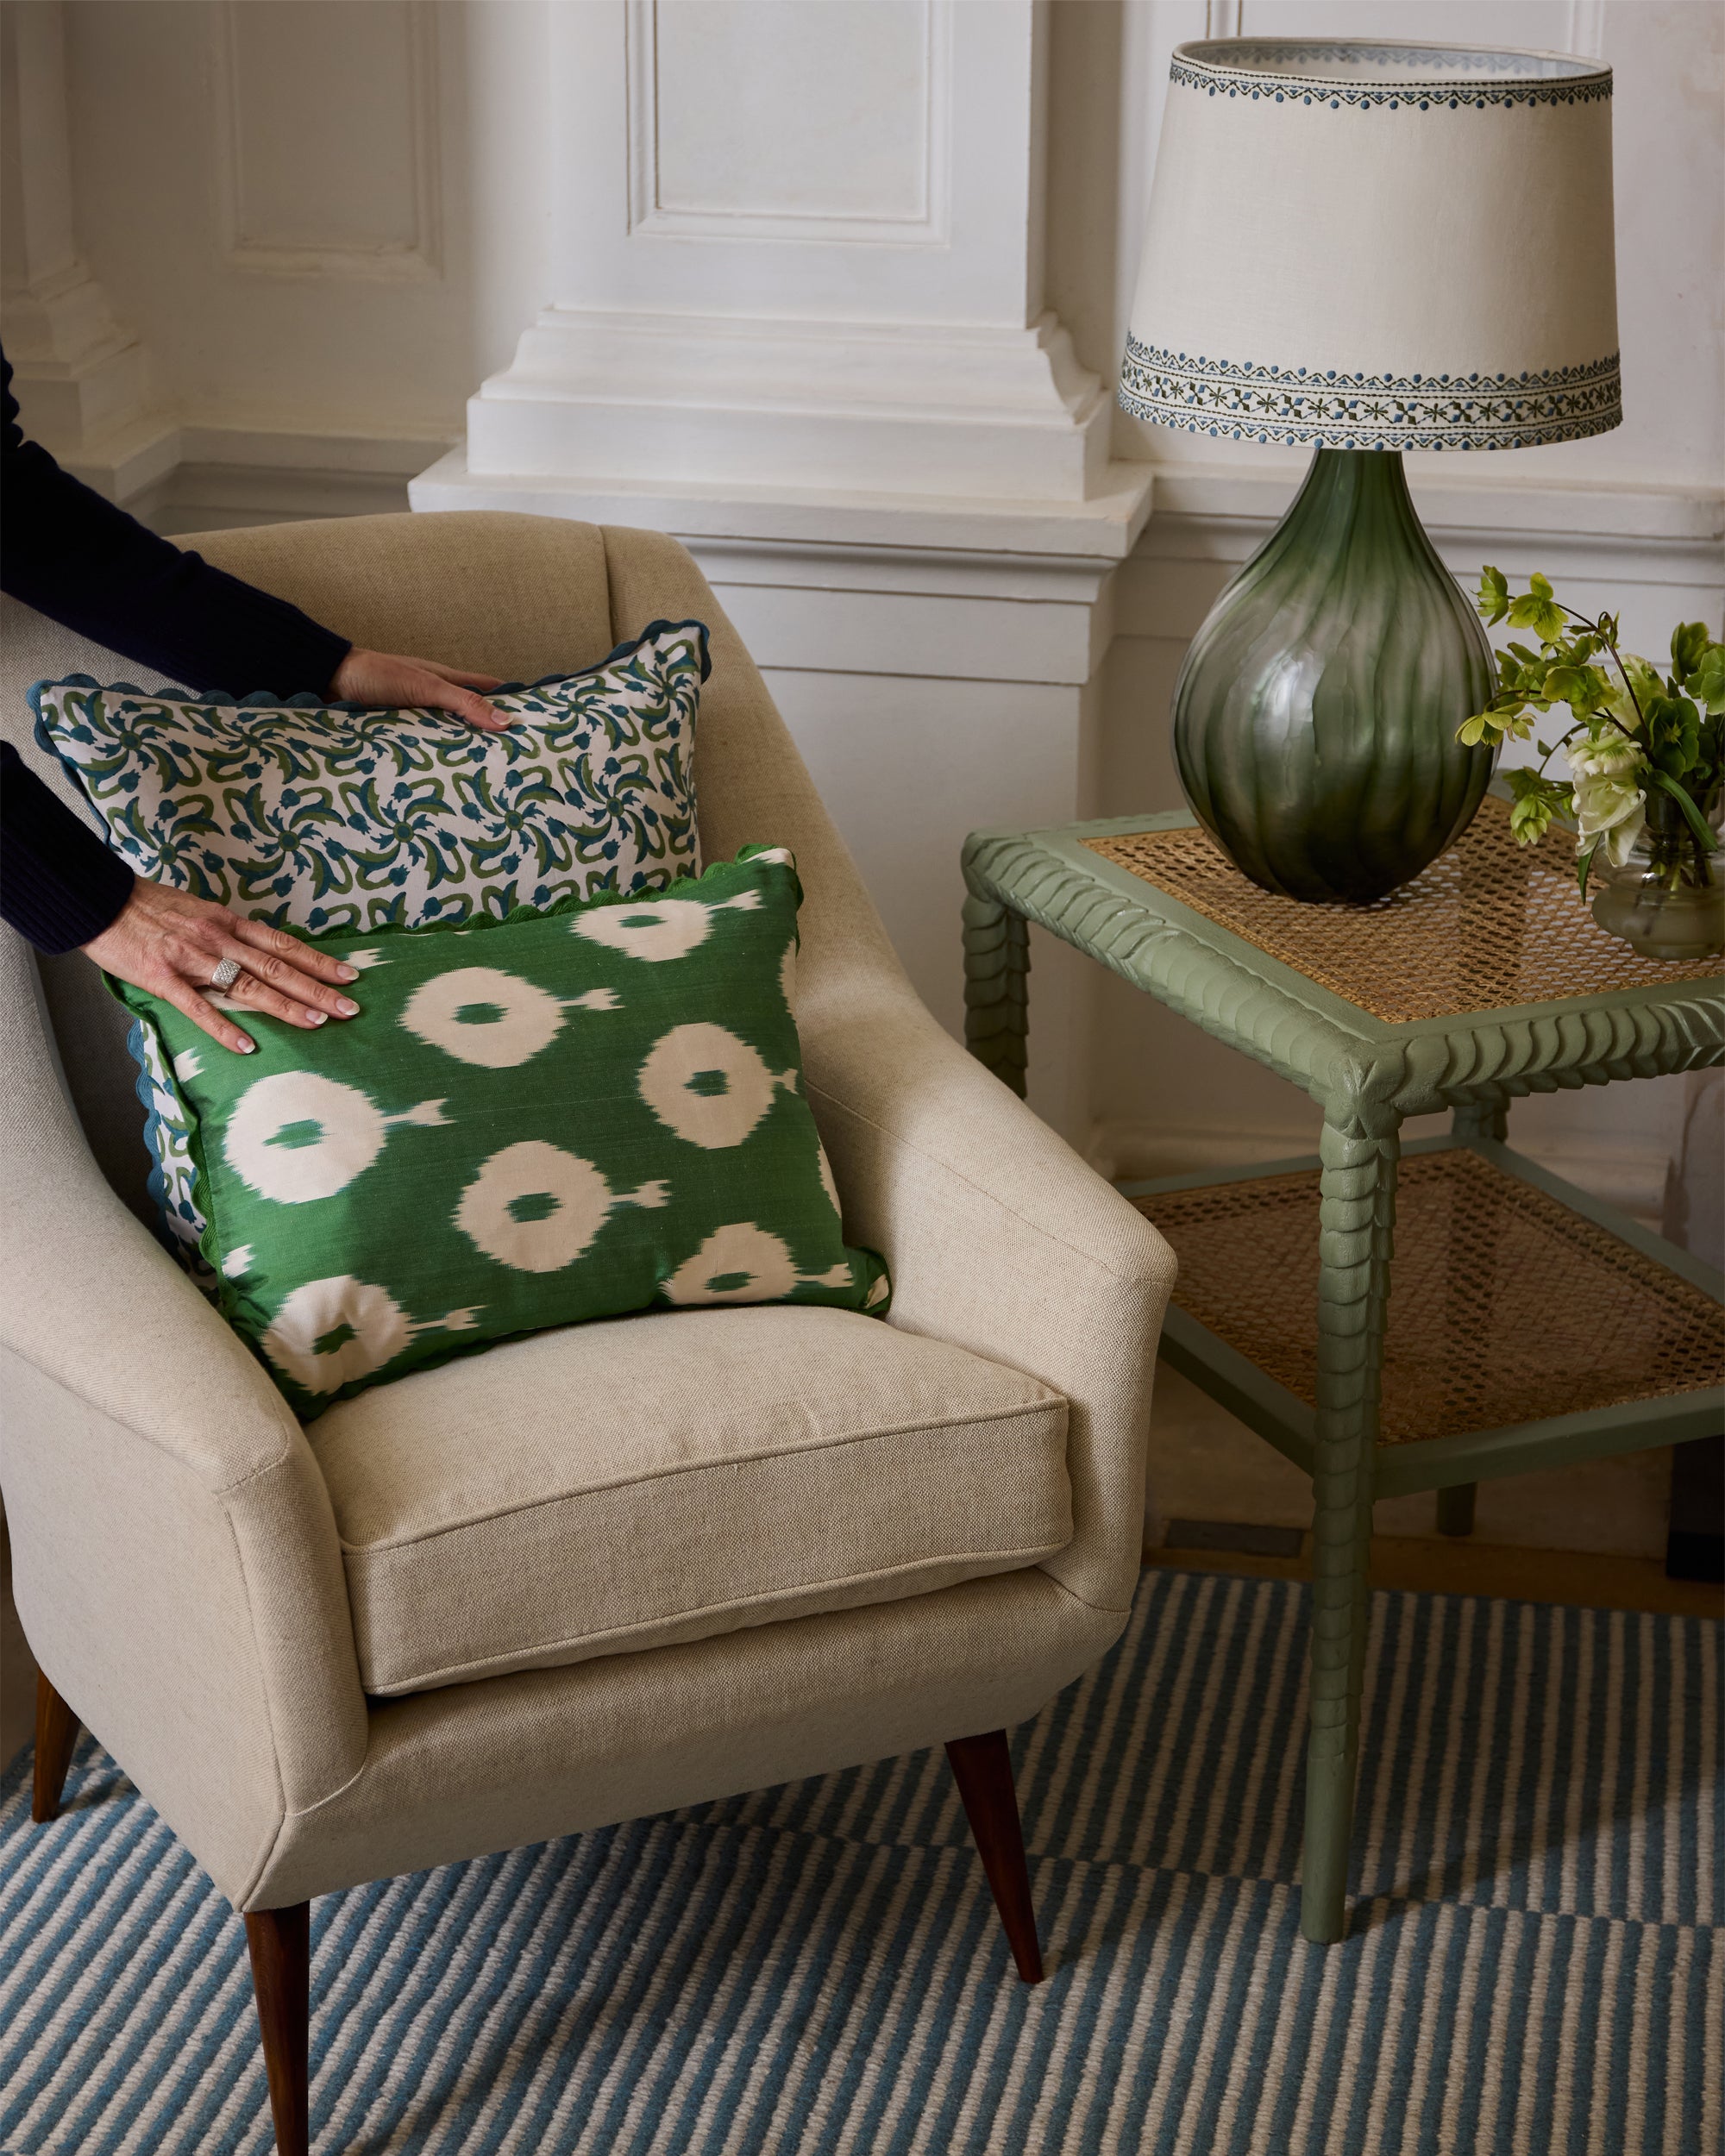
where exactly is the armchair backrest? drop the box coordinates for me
[1,511,905,1219]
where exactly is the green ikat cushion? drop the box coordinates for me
[30,617,707,934]
[113,849,889,1418]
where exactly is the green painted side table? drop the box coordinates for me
[961,794,1725,1944]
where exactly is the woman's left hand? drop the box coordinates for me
[330,648,507,732]
[82,878,361,1055]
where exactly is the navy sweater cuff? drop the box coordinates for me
[1,745,135,955]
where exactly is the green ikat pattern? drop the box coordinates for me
[116,849,888,1419]
[32,618,707,934]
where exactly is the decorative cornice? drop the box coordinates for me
[1169,44,1611,110]
[414,446,1157,567]
[1118,338,1622,452]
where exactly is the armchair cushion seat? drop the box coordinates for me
[308,1302,1073,1697]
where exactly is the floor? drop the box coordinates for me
[1143,1362,1722,1620]
[15,1570,1712,2155]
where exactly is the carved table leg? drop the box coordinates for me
[1442,1092,1505,1533]
[1450,1096,1508,1144]
[963,891,1030,1100]
[1303,1117,1399,1943]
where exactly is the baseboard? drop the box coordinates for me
[147,463,421,533]
[60,416,453,532]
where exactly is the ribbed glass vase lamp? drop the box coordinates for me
[1122,41,1621,904]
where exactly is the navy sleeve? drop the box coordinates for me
[1,352,350,700]
[1,343,353,953]
[1,743,134,954]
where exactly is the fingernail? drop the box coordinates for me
[308,1011,328,1026]
[238,1037,255,1053]
[336,997,360,1016]
[336,963,359,981]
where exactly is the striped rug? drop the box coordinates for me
[2,1572,1719,2155]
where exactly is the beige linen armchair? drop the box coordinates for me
[0,512,1173,2153]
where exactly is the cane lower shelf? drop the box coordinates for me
[1126,1144,1725,1451]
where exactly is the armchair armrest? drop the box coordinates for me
[801,977,1175,1617]
[0,937,366,1902]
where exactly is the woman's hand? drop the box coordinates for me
[330,648,506,732]
[82,880,361,1055]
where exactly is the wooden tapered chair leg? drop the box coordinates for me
[31,1672,79,1824]
[944,1728,1044,1984]
[245,1904,310,2156]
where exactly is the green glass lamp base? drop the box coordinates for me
[1172,448,1496,906]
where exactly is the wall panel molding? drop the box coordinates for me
[211,0,442,281]
[624,0,951,246]
[1566,0,1607,59]
[0,0,144,453]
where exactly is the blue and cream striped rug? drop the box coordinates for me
[3,1572,1719,2154]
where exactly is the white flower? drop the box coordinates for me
[1567,732,1640,781]
[1597,655,1662,732]
[1567,731,1647,866]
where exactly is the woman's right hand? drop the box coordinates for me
[82,878,361,1054]
[330,647,505,731]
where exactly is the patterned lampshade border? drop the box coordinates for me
[1118,341,1622,454]
[1166,40,1612,110]
[1123,41,1622,453]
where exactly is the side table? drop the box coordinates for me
[962,794,1725,1942]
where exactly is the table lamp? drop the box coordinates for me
[1121,40,1620,904]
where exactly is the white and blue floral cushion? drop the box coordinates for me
[32,617,708,1269]
[30,617,706,933]
[129,1017,213,1280]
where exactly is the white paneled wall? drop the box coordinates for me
[631,2,949,255]
[9,0,481,521]
[213,1,442,280]
[3,0,1721,1200]
[411,0,1151,1144]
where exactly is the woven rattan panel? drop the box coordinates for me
[1133,1150,1723,1446]
[1084,799,1722,1024]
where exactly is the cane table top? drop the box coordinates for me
[962,793,1724,1122]
[1082,798,1721,1027]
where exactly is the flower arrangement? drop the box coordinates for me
[1457,569,1724,899]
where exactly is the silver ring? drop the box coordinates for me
[210,957,242,993]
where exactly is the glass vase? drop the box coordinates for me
[1172,447,1497,905]
[1590,790,1725,961]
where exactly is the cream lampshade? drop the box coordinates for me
[1122,41,1621,450]
[1116,41,1623,909]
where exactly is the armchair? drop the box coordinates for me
[0,512,1173,2153]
